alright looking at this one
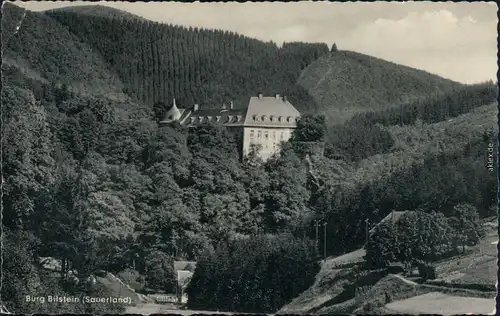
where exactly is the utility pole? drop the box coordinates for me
[314,220,320,246]
[365,219,370,246]
[323,222,327,261]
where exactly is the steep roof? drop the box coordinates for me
[159,99,183,123]
[170,95,301,128]
[174,260,197,272]
[243,96,301,128]
[369,211,406,235]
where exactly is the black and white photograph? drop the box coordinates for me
[1,1,498,315]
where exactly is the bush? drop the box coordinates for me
[417,261,437,280]
[186,233,320,313]
[143,251,176,293]
[292,115,326,142]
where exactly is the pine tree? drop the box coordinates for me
[330,43,338,52]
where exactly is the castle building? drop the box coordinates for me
[159,94,301,161]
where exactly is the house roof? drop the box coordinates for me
[159,99,184,124]
[174,260,197,272]
[171,95,301,128]
[369,211,406,235]
[243,96,301,128]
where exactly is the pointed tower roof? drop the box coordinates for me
[163,98,182,121]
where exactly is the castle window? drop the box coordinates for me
[250,130,255,139]
[280,132,284,140]
[264,131,269,139]
[262,115,267,121]
[257,131,262,139]
[287,116,293,122]
[278,116,283,122]
[272,131,276,139]
[227,115,233,123]
[207,116,212,122]
[216,116,221,122]
[237,115,242,122]
[198,116,203,123]
[190,117,196,124]
[253,115,259,121]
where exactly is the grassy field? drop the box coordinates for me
[457,258,497,285]
[277,221,498,315]
[433,224,497,286]
[384,292,495,315]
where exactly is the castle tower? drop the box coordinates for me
[163,98,182,121]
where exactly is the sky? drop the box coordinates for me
[10,1,499,84]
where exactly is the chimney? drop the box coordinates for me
[230,101,234,109]
[275,94,280,100]
[258,93,263,99]
[193,104,199,112]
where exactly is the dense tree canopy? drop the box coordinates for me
[1,3,497,314]
[365,208,485,271]
[43,8,328,110]
[186,234,320,313]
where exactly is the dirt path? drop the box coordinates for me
[125,304,258,315]
[391,274,418,286]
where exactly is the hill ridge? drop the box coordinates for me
[298,50,462,124]
[44,4,148,22]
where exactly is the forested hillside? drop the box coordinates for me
[45,5,328,111]
[2,3,128,100]
[325,82,498,161]
[298,51,463,123]
[4,3,467,121]
[1,3,497,314]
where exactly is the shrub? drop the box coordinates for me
[417,261,437,280]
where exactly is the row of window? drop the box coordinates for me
[252,115,298,123]
[190,115,242,124]
[252,143,279,150]
[249,130,287,140]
